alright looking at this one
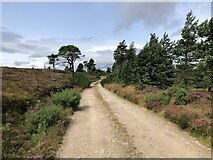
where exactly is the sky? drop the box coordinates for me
[1,2,212,70]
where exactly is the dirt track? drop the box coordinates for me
[57,83,211,158]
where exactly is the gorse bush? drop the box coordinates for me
[25,105,62,134]
[71,73,92,89]
[51,89,81,109]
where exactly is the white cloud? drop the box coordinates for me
[115,2,178,32]
[1,29,98,69]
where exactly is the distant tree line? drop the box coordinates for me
[108,11,212,91]
[47,45,110,76]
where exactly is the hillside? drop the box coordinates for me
[2,67,72,98]
[1,67,85,158]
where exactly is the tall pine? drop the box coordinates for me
[137,33,174,88]
[174,11,198,87]
[195,18,213,91]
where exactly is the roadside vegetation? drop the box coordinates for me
[101,11,212,147]
[1,67,94,158]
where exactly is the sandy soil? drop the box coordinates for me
[57,83,211,158]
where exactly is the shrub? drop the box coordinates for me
[185,91,199,103]
[122,86,137,102]
[25,105,63,134]
[189,118,211,136]
[51,89,81,109]
[1,123,11,133]
[2,95,34,114]
[101,76,113,87]
[165,105,197,129]
[161,92,171,105]
[71,73,92,89]
[166,86,178,97]
[145,101,161,110]
[145,87,189,106]
[145,92,164,103]
[173,88,188,105]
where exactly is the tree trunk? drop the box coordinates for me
[71,61,74,77]
[69,63,72,75]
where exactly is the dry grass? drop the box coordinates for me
[105,84,145,105]
[105,83,123,94]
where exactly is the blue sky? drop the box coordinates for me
[1,2,212,70]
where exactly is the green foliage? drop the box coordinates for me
[113,40,127,65]
[195,18,213,91]
[71,73,92,89]
[112,41,137,85]
[137,33,174,88]
[174,11,199,86]
[106,67,112,74]
[145,86,189,107]
[109,12,212,91]
[145,91,171,106]
[87,58,96,73]
[47,54,58,70]
[173,88,188,105]
[51,89,81,109]
[25,105,63,134]
[1,123,11,133]
[145,92,164,103]
[58,45,82,76]
[101,76,113,87]
[76,63,84,72]
[166,86,178,97]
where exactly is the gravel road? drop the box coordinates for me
[57,83,211,158]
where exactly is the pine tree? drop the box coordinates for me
[121,42,137,85]
[113,40,127,66]
[47,54,58,70]
[174,11,198,86]
[87,58,96,73]
[76,63,84,72]
[112,40,128,82]
[195,18,213,91]
[137,33,174,88]
[160,33,175,87]
[58,45,82,76]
